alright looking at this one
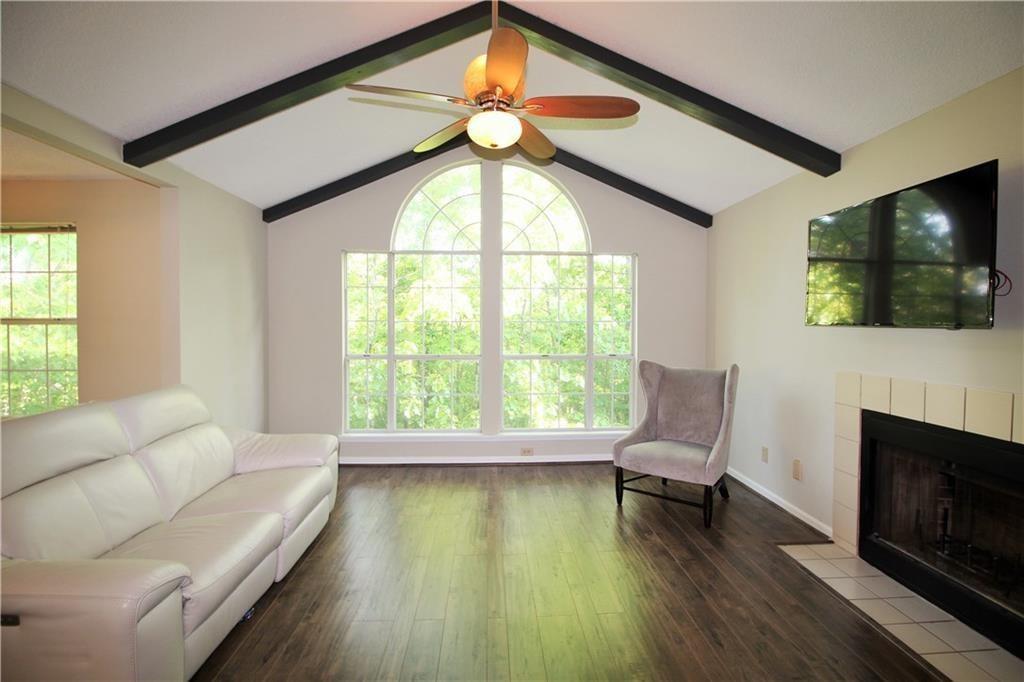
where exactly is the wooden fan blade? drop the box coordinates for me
[521,96,640,119]
[517,119,556,159]
[485,27,528,96]
[347,84,477,109]
[413,118,470,153]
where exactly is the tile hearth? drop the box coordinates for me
[780,544,1024,682]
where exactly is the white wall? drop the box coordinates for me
[268,146,708,458]
[2,86,269,429]
[709,69,1024,528]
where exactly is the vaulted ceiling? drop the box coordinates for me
[3,2,1021,225]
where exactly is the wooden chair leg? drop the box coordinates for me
[719,479,730,499]
[615,466,624,506]
[703,485,714,528]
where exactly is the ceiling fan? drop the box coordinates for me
[346,0,640,159]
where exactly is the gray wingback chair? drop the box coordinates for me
[613,361,740,527]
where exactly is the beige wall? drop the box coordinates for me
[709,69,1024,529]
[268,147,708,457]
[1,178,178,402]
[2,86,269,430]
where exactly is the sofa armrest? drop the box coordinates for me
[612,420,655,458]
[1,559,190,680]
[225,427,339,474]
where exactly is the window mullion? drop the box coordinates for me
[387,252,396,431]
[586,254,594,429]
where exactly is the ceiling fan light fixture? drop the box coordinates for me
[467,110,522,150]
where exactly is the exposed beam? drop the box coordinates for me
[552,149,713,227]
[124,1,840,178]
[262,136,471,223]
[262,139,713,228]
[498,2,841,177]
[122,3,492,166]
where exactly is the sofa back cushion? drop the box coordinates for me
[113,385,234,519]
[1,402,128,498]
[112,385,211,451]
[2,455,164,559]
[134,424,235,520]
[655,368,726,448]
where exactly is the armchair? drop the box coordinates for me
[613,361,739,527]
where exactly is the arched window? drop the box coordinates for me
[344,162,634,433]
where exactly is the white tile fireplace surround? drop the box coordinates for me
[831,372,1023,555]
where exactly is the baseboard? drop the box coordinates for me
[339,453,614,465]
[726,466,833,537]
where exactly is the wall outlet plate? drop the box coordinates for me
[761,446,769,463]
[792,459,802,481]
[520,447,534,456]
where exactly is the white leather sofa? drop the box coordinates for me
[0,385,339,680]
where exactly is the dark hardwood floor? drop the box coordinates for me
[195,464,939,681]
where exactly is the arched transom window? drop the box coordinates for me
[344,162,634,433]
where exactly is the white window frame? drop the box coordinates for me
[499,251,637,432]
[341,161,638,435]
[1,223,79,418]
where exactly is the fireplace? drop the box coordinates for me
[859,410,1024,657]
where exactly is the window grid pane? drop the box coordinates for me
[1,227,78,418]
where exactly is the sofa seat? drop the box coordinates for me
[620,439,713,484]
[174,466,332,538]
[105,511,283,635]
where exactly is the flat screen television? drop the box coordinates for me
[806,160,998,329]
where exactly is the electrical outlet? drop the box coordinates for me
[792,459,802,481]
[520,447,534,456]
[761,446,769,463]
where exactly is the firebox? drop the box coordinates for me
[859,410,1024,658]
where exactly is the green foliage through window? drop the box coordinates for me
[343,162,634,432]
[1,227,78,418]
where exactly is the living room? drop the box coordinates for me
[1,2,1022,680]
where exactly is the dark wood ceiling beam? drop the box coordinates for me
[262,138,713,228]
[498,2,841,177]
[122,2,492,166]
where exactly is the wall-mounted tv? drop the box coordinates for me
[806,160,998,329]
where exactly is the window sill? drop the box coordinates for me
[339,430,628,443]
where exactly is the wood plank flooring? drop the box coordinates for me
[194,464,939,681]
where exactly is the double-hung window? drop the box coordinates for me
[343,162,634,433]
[0,225,78,418]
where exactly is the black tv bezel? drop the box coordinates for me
[805,159,999,330]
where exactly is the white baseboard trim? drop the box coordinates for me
[339,453,614,465]
[726,466,832,537]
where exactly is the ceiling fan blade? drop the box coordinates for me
[347,84,477,109]
[520,96,640,119]
[517,119,556,159]
[485,27,528,96]
[413,117,470,153]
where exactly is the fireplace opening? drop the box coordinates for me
[860,410,1024,657]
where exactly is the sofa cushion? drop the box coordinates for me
[175,467,333,538]
[134,423,235,520]
[1,402,129,497]
[111,385,211,452]
[620,440,712,484]
[105,512,282,635]
[2,456,163,560]
[655,368,726,448]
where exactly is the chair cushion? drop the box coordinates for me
[174,467,333,538]
[655,368,726,447]
[620,440,713,485]
[105,512,282,635]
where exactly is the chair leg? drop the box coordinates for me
[661,477,668,486]
[703,486,714,528]
[719,479,730,499]
[615,466,624,506]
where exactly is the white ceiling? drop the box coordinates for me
[1,128,125,180]
[3,2,1021,218]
